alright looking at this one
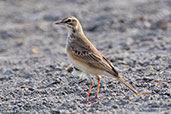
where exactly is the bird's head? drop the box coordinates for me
[55,16,83,33]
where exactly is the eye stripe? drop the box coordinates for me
[65,19,72,23]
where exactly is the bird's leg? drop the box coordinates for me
[87,75,101,103]
[86,84,92,101]
[85,75,101,103]
[95,75,100,98]
[86,78,93,101]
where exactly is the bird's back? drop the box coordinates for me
[67,33,119,76]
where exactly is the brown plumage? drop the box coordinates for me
[55,16,137,102]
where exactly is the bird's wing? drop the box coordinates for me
[68,37,118,76]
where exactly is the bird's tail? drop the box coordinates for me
[116,75,138,94]
[102,56,138,94]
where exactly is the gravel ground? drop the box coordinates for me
[0,0,171,113]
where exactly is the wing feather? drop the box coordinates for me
[68,36,118,75]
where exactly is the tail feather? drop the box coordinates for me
[102,56,119,76]
[102,56,138,94]
[117,75,138,94]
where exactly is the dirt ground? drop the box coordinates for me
[0,0,171,113]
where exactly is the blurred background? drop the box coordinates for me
[0,0,170,58]
[0,0,171,113]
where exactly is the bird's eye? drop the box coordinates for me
[66,19,72,23]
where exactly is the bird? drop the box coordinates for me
[55,16,138,102]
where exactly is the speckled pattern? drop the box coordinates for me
[0,0,171,113]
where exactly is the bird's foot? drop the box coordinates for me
[86,96,101,104]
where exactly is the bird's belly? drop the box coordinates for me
[67,53,103,76]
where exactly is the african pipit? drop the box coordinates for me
[55,16,138,102]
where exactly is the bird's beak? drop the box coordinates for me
[55,20,64,25]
